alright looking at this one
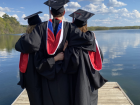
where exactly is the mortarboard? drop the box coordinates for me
[24,11,42,25]
[44,0,69,17]
[69,9,95,27]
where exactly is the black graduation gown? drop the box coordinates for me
[62,32,108,105]
[34,20,95,105]
[15,36,43,105]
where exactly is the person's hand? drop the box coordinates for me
[54,52,64,61]
[63,40,68,51]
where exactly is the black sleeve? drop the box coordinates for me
[63,47,80,74]
[34,40,56,80]
[15,25,41,53]
[68,24,96,51]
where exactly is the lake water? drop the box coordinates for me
[0,29,140,105]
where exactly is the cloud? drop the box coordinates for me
[108,0,127,7]
[65,8,78,13]
[67,2,81,8]
[11,14,19,20]
[78,0,104,4]
[82,1,140,26]
[0,11,5,17]
[83,3,111,14]
[22,14,26,19]
[92,18,113,24]
[0,7,11,12]
[83,2,128,14]
[20,7,24,9]
[65,2,81,13]
[40,14,49,21]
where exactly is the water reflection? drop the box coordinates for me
[95,29,140,105]
[0,34,22,105]
[95,30,140,60]
[0,34,20,52]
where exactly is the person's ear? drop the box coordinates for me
[63,10,65,16]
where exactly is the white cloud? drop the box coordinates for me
[40,14,50,21]
[83,1,140,26]
[65,2,81,13]
[16,11,22,13]
[67,2,81,8]
[0,11,5,17]
[64,4,68,8]
[132,10,140,18]
[92,18,112,24]
[65,8,77,13]
[83,3,114,14]
[20,7,24,9]
[12,14,19,20]
[108,0,127,7]
[22,14,26,19]
[83,3,140,20]
[77,0,104,4]
[0,7,11,12]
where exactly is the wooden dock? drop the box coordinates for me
[12,82,134,105]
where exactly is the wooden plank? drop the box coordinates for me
[11,90,27,105]
[12,82,134,105]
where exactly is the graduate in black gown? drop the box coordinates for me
[62,9,108,105]
[15,12,43,105]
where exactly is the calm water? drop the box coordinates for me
[0,29,140,105]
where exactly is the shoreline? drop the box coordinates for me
[88,26,140,31]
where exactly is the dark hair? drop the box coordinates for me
[51,6,65,17]
[51,11,64,17]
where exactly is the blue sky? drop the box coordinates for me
[1,0,140,27]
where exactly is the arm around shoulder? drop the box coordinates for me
[15,25,41,53]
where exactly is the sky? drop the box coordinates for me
[1,0,140,27]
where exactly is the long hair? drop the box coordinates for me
[78,24,88,33]
[26,25,37,34]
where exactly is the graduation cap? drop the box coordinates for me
[69,9,95,27]
[44,0,69,17]
[24,11,42,25]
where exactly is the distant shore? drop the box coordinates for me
[88,26,140,31]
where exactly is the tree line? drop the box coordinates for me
[88,26,140,31]
[0,14,26,35]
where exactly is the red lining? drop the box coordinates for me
[47,28,62,55]
[88,45,102,71]
[19,53,29,73]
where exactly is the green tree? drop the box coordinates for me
[0,13,27,35]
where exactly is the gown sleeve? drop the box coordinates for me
[15,25,41,53]
[68,24,96,52]
[34,39,56,80]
